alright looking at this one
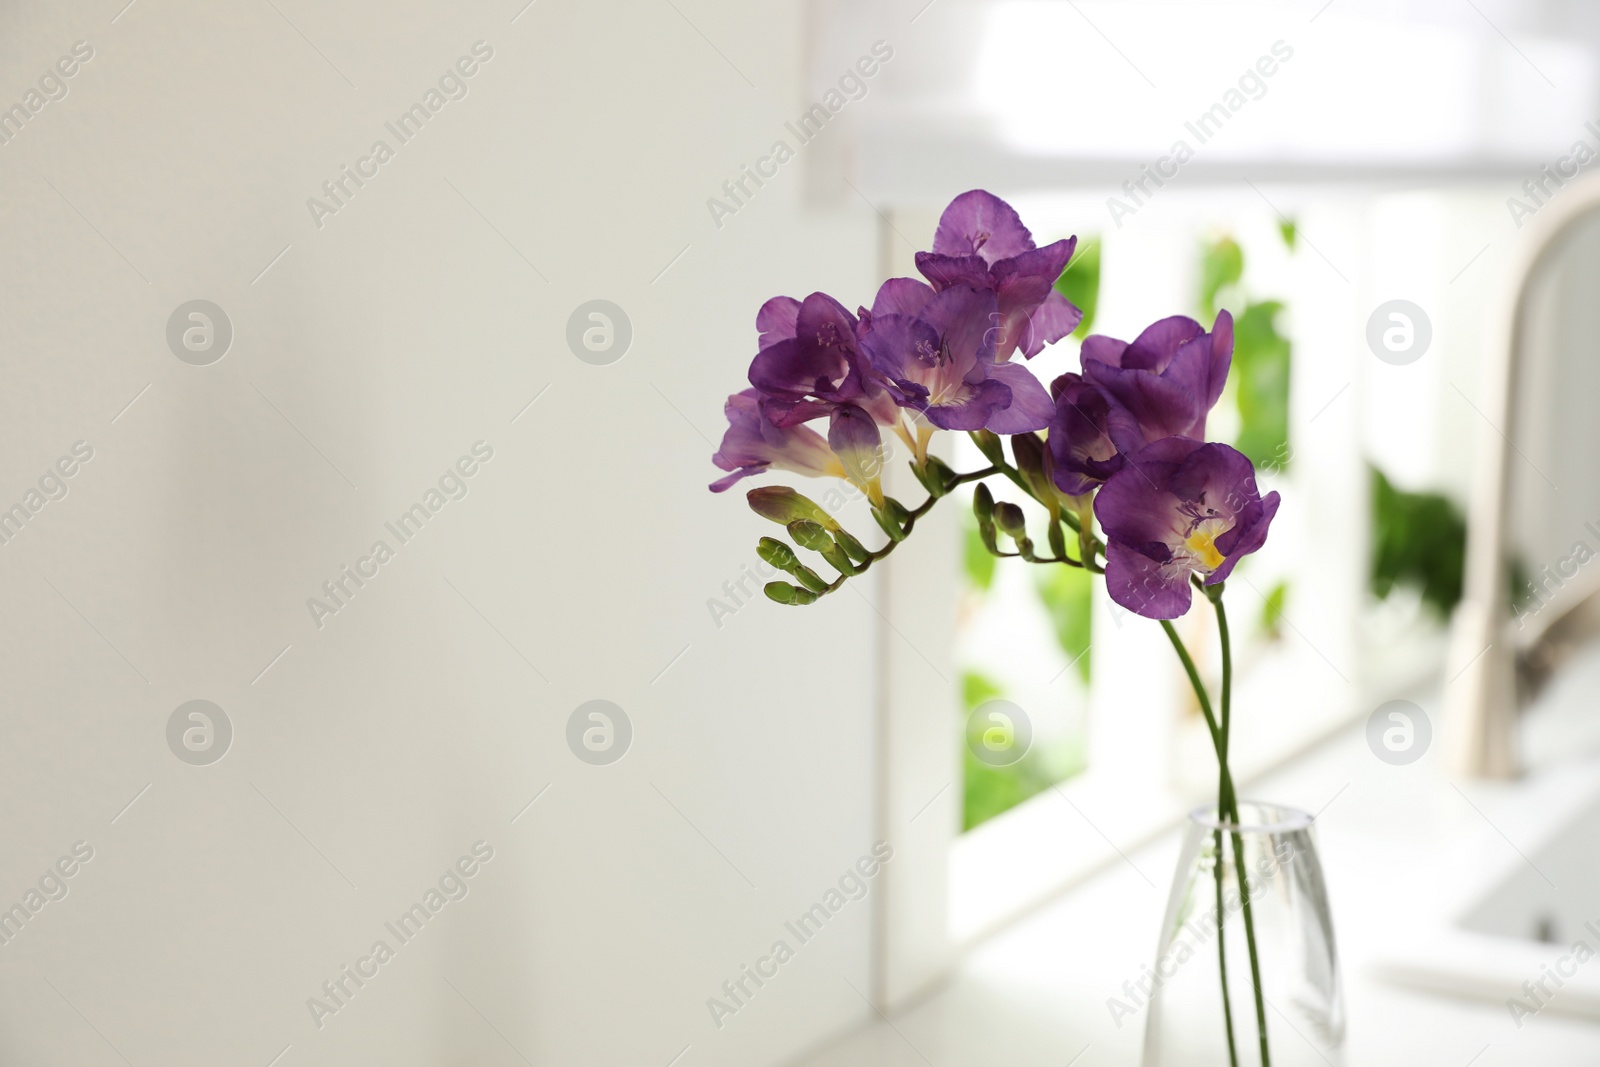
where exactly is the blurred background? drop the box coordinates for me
[1,0,1598,1063]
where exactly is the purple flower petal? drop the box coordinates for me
[1090,363,1208,454]
[828,403,885,500]
[919,285,997,374]
[1016,290,1085,359]
[1092,438,1280,617]
[756,296,800,349]
[931,190,1037,263]
[709,465,767,493]
[1104,540,1193,620]
[923,377,1013,431]
[1093,437,1202,553]
[1119,316,1203,372]
[1080,312,1232,453]
[915,252,992,292]
[983,361,1054,433]
[1048,374,1123,494]
[871,277,936,319]
[1081,334,1129,368]
[710,389,842,492]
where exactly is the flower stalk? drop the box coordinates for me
[711,189,1283,1064]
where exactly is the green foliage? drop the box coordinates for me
[1230,301,1292,468]
[1278,219,1297,250]
[964,519,997,592]
[1198,236,1243,321]
[1369,464,1466,619]
[1196,235,1291,470]
[963,750,1059,831]
[1507,554,1531,614]
[1055,237,1101,338]
[962,670,1003,710]
[1033,563,1093,685]
[958,670,1085,831]
[1259,579,1289,639]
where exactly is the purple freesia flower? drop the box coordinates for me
[914,190,1083,361]
[709,388,845,492]
[746,290,905,434]
[1081,312,1233,457]
[1047,371,1122,496]
[1093,437,1280,619]
[747,292,872,427]
[858,279,1055,433]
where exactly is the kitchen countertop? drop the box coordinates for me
[796,656,1600,1067]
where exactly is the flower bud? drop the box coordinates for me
[971,428,1005,466]
[786,520,833,554]
[918,455,958,498]
[757,537,799,571]
[872,505,906,542]
[1010,433,1053,503]
[746,486,840,531]
[820,542,858,576]
[764,581,819,606]
[835,529,870,564]
[973,482,1000,554]
[791,564,829,593]
[994,502,1027,538]
[973,482,995,523]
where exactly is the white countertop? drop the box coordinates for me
[797,657,1600,1067]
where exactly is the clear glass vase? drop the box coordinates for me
[1141,802,1344,1066]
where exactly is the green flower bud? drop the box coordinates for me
[765,581,819,606]
[974,482,995,522]
[746,486,840,531]
[1010,433,1053,503]
[994,502,1027,538]
[820,542,858,576]
[872,504,906,542]
[786,520,833,554]
[971,428,1005,466]
[836,529,870,564]
[1047,518,1068,562]
[973,483,1000,555]
[757,537,799,572]
[911,460,941,497]
[792,564,829,593]
[924,455,958,491]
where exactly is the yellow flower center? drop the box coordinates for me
[1185,527,1226,571]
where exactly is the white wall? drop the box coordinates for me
[0,2,889,1064]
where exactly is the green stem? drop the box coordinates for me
[1210,592,1271,1067]
[1159,619,1239,1067]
